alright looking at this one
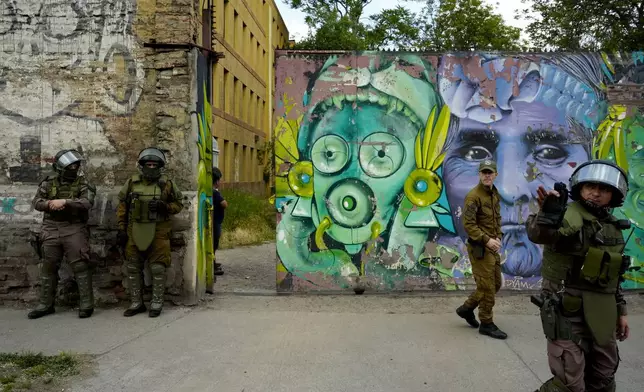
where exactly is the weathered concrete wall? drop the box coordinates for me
[0,0,200,304]
[273,51,644,293]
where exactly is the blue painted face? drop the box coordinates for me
[306,99,420,245]
[444,101,590,277]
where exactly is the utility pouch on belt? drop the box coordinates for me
[581,247,622,287]
[561,293,582,317]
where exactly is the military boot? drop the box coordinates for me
[479,322,507,339]
[149,263,166,318]
[456,305,479,328]
[536,377,573,392]
[28,270,57,319]
[72,261,94,319]
[123,263,146,317]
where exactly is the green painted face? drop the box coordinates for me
[306,97,421,244]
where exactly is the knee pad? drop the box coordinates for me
[149,262,166,276]
[126,260,141,274]
[70,261,90,274]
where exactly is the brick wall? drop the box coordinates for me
[0,0,201,305]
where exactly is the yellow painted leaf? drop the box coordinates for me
[613,121,629,172]
[415,130,422,168]
[432,153,446,171]
[422,106,437,168]
[426,105,450,168]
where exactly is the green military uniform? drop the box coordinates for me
[116,148,183,317]
[455,160,507,339]
[526,160,630,392]
[28,150,96,319]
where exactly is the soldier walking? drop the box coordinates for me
[28,149,96,319]
[527,160,631,392]
[116,147,183,318]
[455,160,507,339]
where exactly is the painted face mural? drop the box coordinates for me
[274,51,644,292]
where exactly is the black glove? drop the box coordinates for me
[117,230,128,248]
[537,182,568,226]
[148,200,167,214]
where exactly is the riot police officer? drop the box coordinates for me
[116,147,183,317]
[28,149,96,319]
[526,160,631,392]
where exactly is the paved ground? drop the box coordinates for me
[213,242,276,293]
[3,244,644,391]
[2,293,644,392]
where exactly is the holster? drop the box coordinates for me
[467,238,485,259]
[532,292,588,353]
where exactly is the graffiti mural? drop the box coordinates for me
[0,0,145,184]
[195,49,215,292]
[274,51,644,292]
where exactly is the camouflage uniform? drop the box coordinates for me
[116,148,183,317]
[456,160,507,339]
[526,160,630,392]
[28,150,96,319]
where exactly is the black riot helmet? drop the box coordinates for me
[53,149,84,181]
[137,147,167,180]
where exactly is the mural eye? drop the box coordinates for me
[359,132,404,178]
[462,146,492,161]
[534,144,567,165]
[311,135,350,174]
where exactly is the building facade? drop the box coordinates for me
[209,0,290,195]
[0,0,289,305]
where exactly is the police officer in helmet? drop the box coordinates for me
[116,147,183,317]
[29,149,96,319]
[526,159,631,392]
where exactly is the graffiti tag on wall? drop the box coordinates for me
[0,0,145,184]
[273,51,644,292]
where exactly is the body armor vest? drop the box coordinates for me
[541,201,627,346]
[127,174,169,251]
[541,201,625,294]
[45,176,88,223]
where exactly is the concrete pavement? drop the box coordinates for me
[2,294,644,392]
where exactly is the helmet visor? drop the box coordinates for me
[570,162,628,199]
[57,150,83,169]
[138,148,166,166]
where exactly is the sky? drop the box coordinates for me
[274,0,534,42]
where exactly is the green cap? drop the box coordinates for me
[479,159,497,172]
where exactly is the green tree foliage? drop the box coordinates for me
[520,0,644,52]
[287,0,523,51]
[432,0,523,51]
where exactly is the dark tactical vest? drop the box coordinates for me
[541,201,627,345]
[126,174,170,251]
[44,175,89,223]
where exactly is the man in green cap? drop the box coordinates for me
[455,159,507,339]
[28,149,96,319]
[116,147,183,318]
[527,160,631,392]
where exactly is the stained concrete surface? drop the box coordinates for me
[2,293,644,392]
[213,242,276,294]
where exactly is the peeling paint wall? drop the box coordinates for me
[274,51,644,292]
[0,0,200,304]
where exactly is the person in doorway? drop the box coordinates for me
[28,149,96,319]
[526,160,631,392]
[116,147,184,317]
[455,159,507,339]
[212,167,228,276]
